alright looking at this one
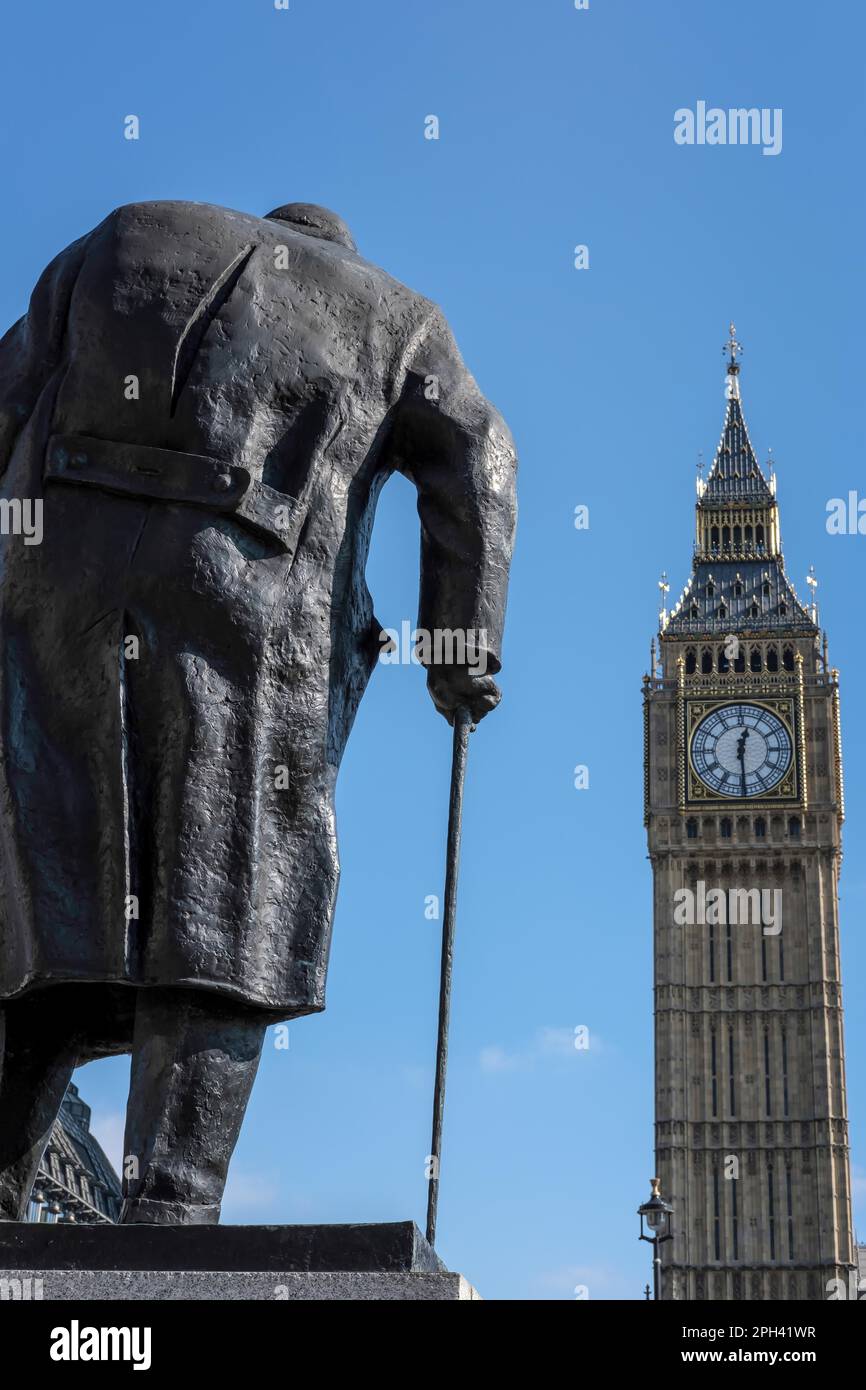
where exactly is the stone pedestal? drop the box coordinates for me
[0,1220,480,1301]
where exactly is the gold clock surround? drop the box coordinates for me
[683,695,801,807]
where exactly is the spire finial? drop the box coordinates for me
[696,450,705,498]
[806,564,819,622]
[658,570,670,629]
[724,322,743,374]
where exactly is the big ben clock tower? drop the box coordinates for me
[644,328,855,1301]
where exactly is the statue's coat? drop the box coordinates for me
[0,201,516,1018]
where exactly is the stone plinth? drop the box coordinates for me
[0,1221,481,1301]
[0,1269,478,1300]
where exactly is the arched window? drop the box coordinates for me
[701,647,713,674]
[756,524,765,550]
[734,579,743,596]
[734,644,746,673]
[750,646,762,672]
[686,817,698,840]
[690,604,700,619]
[733,525,742,548]
[778,601,787,616]
[685,647,697,674]
[718,646,729,673]
[720,817,733,839]
[744,526,753,548]
[754,816,766,839]
[718,603,727,619]
[751,602,760,619]
[706,581,715,597]
[788,817,801,840]
[763,582,771,598]
[722,525,731,549]
[782,645,795,672]
[711,526,720,551]
[766,646,779,672]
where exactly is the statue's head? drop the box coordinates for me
[264,203,356,252]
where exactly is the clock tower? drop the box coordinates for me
[644,328,855,1300]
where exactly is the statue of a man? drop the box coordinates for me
[0,201,517,1224]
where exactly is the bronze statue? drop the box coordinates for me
[0,201,517,1224]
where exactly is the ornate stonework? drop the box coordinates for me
[644,332,855,1300]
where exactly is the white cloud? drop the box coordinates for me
[479,1026,604,1074]
[533,1264,630,1299]
[222,1169,280,1211]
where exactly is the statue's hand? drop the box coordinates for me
[426,666,501,725]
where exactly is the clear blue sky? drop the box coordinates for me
[2,0,863,1299]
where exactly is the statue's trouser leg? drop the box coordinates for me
[120,988,268,1225]
[0,997,79,1220]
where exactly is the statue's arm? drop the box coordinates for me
[389,306,518,682]
[0,232,92,478]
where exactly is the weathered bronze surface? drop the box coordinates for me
[0,201,516,1224]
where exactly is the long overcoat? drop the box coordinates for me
[0,201,516,1018]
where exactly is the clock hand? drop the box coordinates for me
[736,727,750,795]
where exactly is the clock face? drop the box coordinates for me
[690,703,793,799]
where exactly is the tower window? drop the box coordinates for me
[763,582,771,598]
[778,602,787,616]
[734,646,746,673]
[750,603,759,619]
[754,816,766,839]
[685,647,697,674]
[718,646,729,673]
[720,817,733,839]
[782,646,795,671]
[766,646,779,672]
[686,817,698,840]
[706,581,715,597]
[750,647,762,672]
[726,917,733,982]
[788,817,801,840]
[734,579,743,596]
[718,603,727,619]
[701,648,713,674]
[768,1166,776,1260]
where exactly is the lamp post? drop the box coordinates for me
[638,1177,674,1301]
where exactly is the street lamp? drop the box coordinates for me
[638,1177,674,1301]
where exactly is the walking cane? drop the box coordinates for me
[425,702,474,1249]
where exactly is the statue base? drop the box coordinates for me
[0,1220,480,1301]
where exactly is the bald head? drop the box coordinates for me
[264,203,356,252]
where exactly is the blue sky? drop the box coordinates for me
[2,0,864,1299]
